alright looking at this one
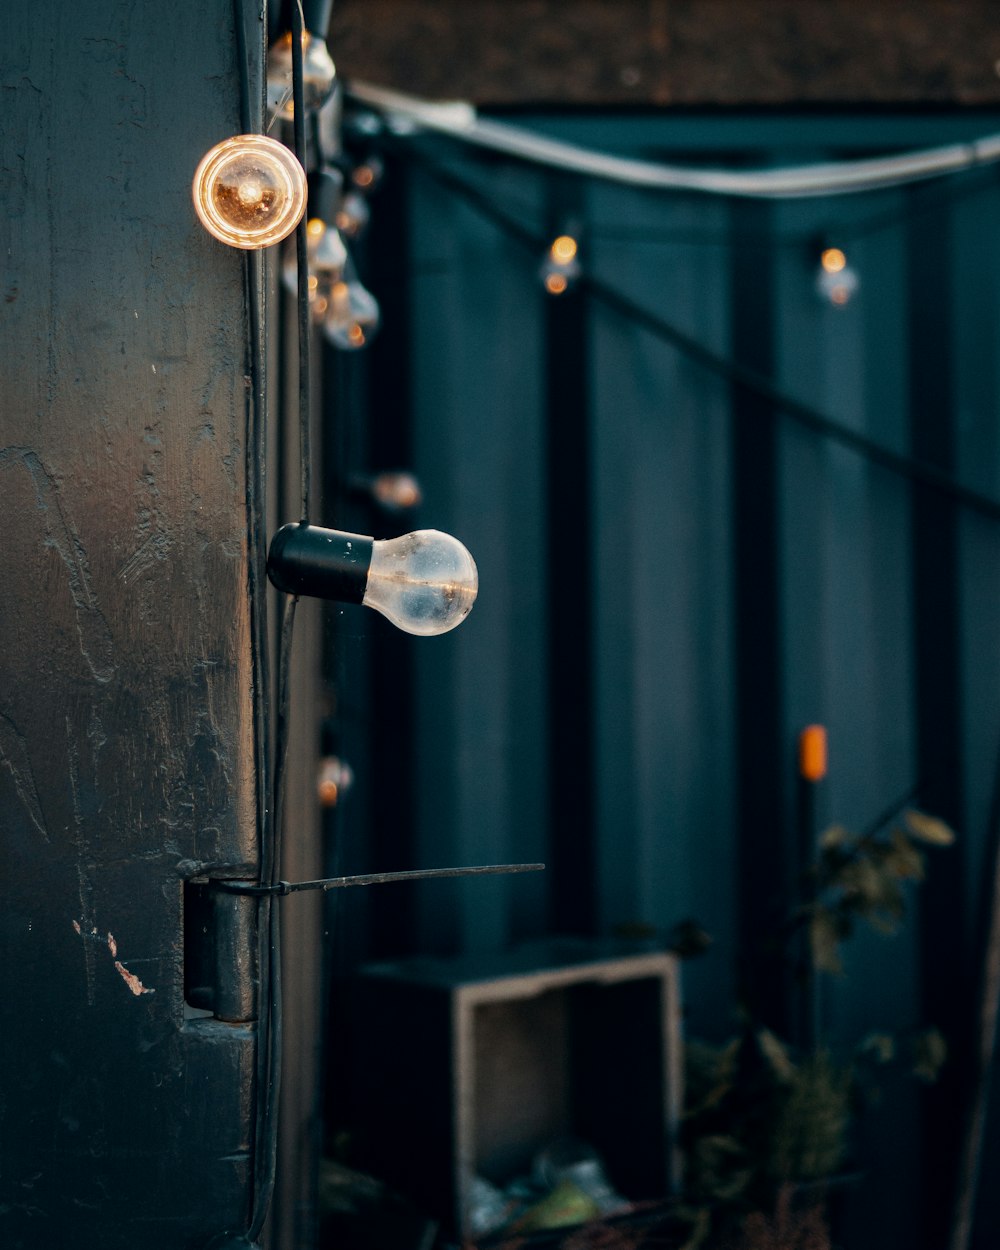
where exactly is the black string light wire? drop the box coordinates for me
[405,150,1000,528]
[227,9,543,1246]
[229,0,280,1244]
[215,862,545,896]
[246,2,311,1239]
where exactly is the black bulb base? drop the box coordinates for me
[266,523,374,603]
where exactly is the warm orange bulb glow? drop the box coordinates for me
[550,235,578,264]
[348,324,366,345]
[545,272,569,295]
[353,165,376,189]
[798,724,828,782]
[192,135,307,249]
[307,217,326,239]
[821,247,847,274]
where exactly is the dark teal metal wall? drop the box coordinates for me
[327,112,1000,1250]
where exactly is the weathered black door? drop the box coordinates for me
[1,2,265,1246]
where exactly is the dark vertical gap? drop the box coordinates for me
[729,197,790,1037]
[363,152,419,958]
[545,177,597,935]
[908,190,967,1250]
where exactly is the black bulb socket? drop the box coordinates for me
[266,522,374,604]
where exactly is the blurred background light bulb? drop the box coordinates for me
[193,135,306,249]
[282,218,348,319]
[334,190,371,241]
[351,156,384,193]
[266,30,337,120]
[267,523,478,636]
[317,755,354,807]
[541,235,581,296]
[371,471,423,512]
[324,278,380,350]
[348,471,423,513]
[816,246,859,307]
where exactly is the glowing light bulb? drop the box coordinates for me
[282,219,348,319]
[267,523,478,637]
[550,235,578,264]
[351,157,384,192]
[540,235,581,296]
[334,190,371,241]
[371,471,423,512]
[193,135,306,249]
[816,246,859,307]
[266,30,337,120]
[324,279,380,350]
[318,756,354,807]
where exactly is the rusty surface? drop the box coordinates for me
[329,0,1000,107]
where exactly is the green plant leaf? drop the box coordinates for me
[819,824,851,850]
[883,829,925,880]
[768,1052,850,1184]
[912,1028,948,1082]
[857,1032,896,1064]
[904,809,956,846]
[758,1028,797,1082]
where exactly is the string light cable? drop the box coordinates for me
[213,862,544,896]
[405,150,1000,528]
[346,80,1000,200]
[222,10,542,1248]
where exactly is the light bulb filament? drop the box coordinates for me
[550,235,578,264]
[821,247,847,273]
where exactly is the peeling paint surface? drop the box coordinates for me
[70,922,152,998]
[113,961,154,997]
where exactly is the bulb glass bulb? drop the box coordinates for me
[816,259,859,307]
[364,529,478,636]
[335,190,371,240]
[193,135,306,249]
[550,235,578,264]
[820,247,847,274]
[372,471,423,512]
[282,220,348,316]
[351,157,385,192]
[324,280,380,350]
[540,253,581,296]
[266,31,337,119]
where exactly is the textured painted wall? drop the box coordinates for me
[1,2,264,1245]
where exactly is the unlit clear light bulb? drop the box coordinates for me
[335,190,371,240]
[324,279,380,350]
[192,135,306,249]
[816,246,859,308]
[364,530,478,636]
[266,31,337,119]
[266,524,478,636]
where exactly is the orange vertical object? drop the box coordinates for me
[799,724,828,781]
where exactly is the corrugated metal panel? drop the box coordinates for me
[337,112,1000,1250]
